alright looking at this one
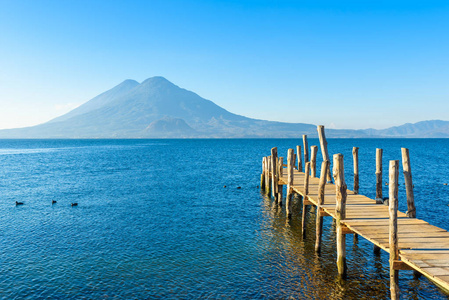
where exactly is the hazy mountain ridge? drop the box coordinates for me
[363,120,449,138]
[0,76,447,138]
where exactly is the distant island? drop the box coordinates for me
[0,76,448,138]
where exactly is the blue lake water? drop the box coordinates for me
[0,138,448,299]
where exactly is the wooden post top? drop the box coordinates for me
[333,153,346,186]
[389,160,399,201]
[376,148,383,173]
[303,135,309,163]
[334,153,347,221]
[401,148,411,172]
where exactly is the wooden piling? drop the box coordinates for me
[302,162,311,237]
[401,148,416,218]
[260,157,266,190]
[374,149,383,254]
[304,162,311,196]
[264,156,268,187]
[296,145,302,172]
[375,148,383,204]
[315,160,330,254]
[310,145,318,177]
[303,135,309,164]
[286,149,295,218]
[277,186,283,205]
[353,147,359,195]
[401,148,420,278]
[265,156,270,194]
[318,161,330,207]
[278,157,283,177]
[271,148,278,200]
[277,157,284,205]
[317,125,333,182]
[334,154,347,278]
[389,160,400,300]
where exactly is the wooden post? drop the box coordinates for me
[277,186,283,205]
[302,162,311,237]
[277,157,284,205]
[375,148,383,204]
[315,160,330,254]
[334,153,347,278]
[265,156,271,195]
[303,135,309,164]
[304,162,311,196]
[286,149,295,218]
[271,148,278,200]
[353,147,359,195]
[310,145,318,177]
[389,160,400,300]
[296,145,302,172]
[264,157,267,188]
[351,149,360,255]
[278,157,284,177]
[260,157,266,190]
[317,125,333,182]
[374,149,383,256]
[401,148,420,278]
[401,148,416,218]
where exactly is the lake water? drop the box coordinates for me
[0,139,448,299]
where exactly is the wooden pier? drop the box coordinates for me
[260,126,449,299]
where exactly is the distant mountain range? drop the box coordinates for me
[0,77,447,138]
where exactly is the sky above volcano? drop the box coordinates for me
[0,0,448,130]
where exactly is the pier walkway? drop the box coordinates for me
[278,170,449,293]
[260,125,449,299]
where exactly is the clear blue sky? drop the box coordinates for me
[0,0,448,130]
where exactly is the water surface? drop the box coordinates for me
[0,139,448,299]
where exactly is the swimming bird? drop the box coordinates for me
[15,201,24,206]
[237,186,241,189]
[71,203,78,207]
[52,200,57,204]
